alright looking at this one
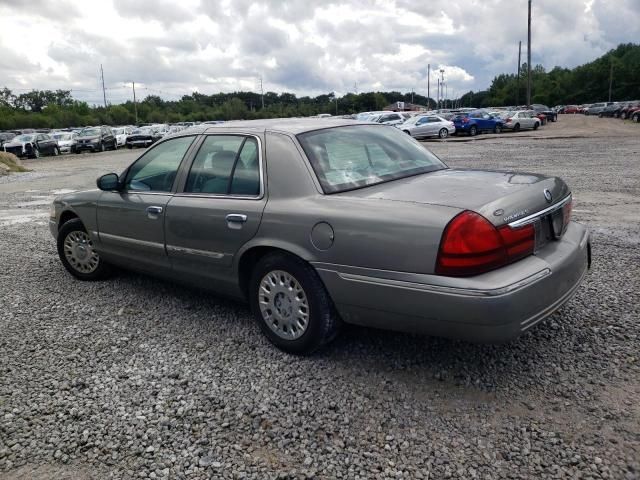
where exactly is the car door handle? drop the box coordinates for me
[146,206,163,215]
[226,214,247,223]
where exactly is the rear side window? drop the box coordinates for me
[184,135,260,196]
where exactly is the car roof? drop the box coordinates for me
[184,118,372,136]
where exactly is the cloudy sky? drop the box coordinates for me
[0,0,638,105]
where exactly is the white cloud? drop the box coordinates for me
[0,0,637,104]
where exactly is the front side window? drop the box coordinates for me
[184,135,260,196]
[298,125,446,194]
[124,135,195,192]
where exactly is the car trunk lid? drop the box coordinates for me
[339,168,571,228]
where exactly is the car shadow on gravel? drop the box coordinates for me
[98,268,578,397]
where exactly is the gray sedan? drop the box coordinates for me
[50,119,591,354]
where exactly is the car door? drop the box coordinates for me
[37,134,52,154]
[412,117,430,136]
[96,135,198,271]
[164,134,266,283]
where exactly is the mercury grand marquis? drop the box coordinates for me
[50,119,591,354]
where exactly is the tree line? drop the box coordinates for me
[1,43,638,130]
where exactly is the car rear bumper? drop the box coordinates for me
[314,222,590,343]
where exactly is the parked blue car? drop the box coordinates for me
[453,110,504,136]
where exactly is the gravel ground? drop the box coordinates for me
[1,116,639,479]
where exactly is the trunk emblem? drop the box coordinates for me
[493,209,504,217]
[544,189,553,203]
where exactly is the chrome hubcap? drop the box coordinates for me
[64,231,99,274]
[259,270,309,340]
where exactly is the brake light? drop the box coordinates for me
[505,118,512,122]
[436,211,535,276]
[461,117,469,123]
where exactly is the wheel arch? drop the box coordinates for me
[236,241,317,300]
[58,209,80,230]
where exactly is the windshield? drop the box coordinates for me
[297,125,447,194]
[79,128,101,137]
[16,134,35,142]
[53,133,72,140]
[113,128,125,135]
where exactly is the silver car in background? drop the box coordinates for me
[51,132,77,154]
[399,114,456,139]
[500,111,541,131]
[50,119,590,355]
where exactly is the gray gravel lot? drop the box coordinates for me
[1,116,639,479]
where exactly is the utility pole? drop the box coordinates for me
[445,83,448,109]
[260,76,264,109]
[354,82,358,95]
[437,79,440,109]
[132,82,138,125]
[608,61,614,102]
[516,41,522,106]
[427,64,431,110]
[411,89,414,105]
[440,69,445,109]
[526,0,532,108]
[100,64,107,108]
[335,95,338,115]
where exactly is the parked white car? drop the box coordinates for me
[499,111,541,131]
[112,127,133,147]
[399,115,456,139]
[51,132,77,154]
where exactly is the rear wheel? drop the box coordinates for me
[99,142,105,152]
[32,147,40,159]
[57,218,111,280]
[438,128,448,139]
[469,125,478,136]
[249,252,341,355]
[493,124,502,134]
[633,113,639,123]
[533,122,539,130]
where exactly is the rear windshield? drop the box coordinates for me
[297,125,446,193]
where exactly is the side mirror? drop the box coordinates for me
[97,173,121,191]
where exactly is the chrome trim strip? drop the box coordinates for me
[333,269,551,298]
[166,245,225,259]
[99,232,165,251]
[508,194,572,228]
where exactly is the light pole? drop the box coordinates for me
[439,69,445,109]
[526,0,532,108]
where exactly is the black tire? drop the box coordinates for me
[32,147,40,159]
[127,144,132,149]
[533,122,539,130]
[598,113,603,118]
[633,114,639,123]
[249,252,341,355]
[438,128,448,139]
[57,218,112,281]
[53,146,60,156]
[99,142,105,152]
[493,124,502,134]
[403,130,411,135]
[513,123,521,132]
[469,125,478,136]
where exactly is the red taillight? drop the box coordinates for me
[461,117,469,123]
[505,117,512,122]
[436,211,535,277]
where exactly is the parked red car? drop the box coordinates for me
[620,103,640,120]
[563,105,581,114]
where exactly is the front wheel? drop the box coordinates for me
[633,114,639,123]
[513,123,521,132]
[493,124,502,134]
[99,142,105,152]
[249,252,341,355]
[438,128,448,139]
[533,122,539,130]
[57,218,111,280]
[469,125,478,136]
[32,147,40,159]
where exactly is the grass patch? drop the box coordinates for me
[0,152,31,174]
